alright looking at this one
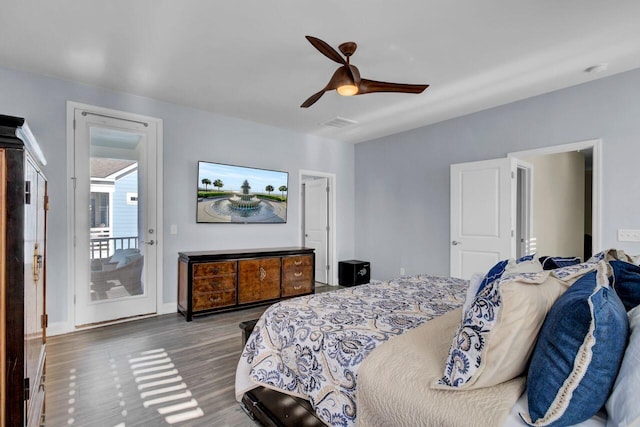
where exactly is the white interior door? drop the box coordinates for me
[304,177,328,284]
[73,108,159,325]
[450,158,516,279]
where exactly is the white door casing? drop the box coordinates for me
[515,159,534,258]
[509,139,602,256]
[450,158,516,279]
[303,177,329,284]
[71,105,161,326]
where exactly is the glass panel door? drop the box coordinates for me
[74,109,157,325]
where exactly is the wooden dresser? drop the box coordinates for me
[178,247,314,321]
[1,115,48,427]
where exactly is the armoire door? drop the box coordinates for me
[23,155,47,426]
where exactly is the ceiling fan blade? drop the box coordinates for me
[300,89,327,108]
[301,67,351,108]
[348,65,361,85]
[357,79,429,95]
[305,36,347,65]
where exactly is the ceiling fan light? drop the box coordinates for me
[337,84,358,96]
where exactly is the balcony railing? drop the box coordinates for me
[90,236,139,260]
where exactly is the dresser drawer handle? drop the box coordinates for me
[209,296,221,302]
[294,260,303,266]
[293,285,302,290]
[259,266,267,281]
[294,272,303,277]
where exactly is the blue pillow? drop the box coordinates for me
[522,271,629,426]
[610,260,640,311]
[539,256,581,270]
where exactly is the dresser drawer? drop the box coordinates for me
[282,268,313,283]
[193,261,236,277]
[193,290,236,311]
[282,255,313,283]
[282,255,313,270]
[281,281,313,298]
[192,275,236,293]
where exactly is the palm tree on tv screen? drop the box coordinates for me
[265,185,274,195]
[213,179,223,191]
[201,178,211,190]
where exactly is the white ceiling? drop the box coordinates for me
[2,1,640,143]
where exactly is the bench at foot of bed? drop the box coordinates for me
[241,386,326,427]
[240,319,326,426]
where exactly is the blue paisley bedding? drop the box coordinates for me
[235,274,467,427]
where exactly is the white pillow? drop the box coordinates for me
[462,273,484,315]
[606,304,640,427]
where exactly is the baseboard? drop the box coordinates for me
[47,321,73,337]
[159,302,177,315]
[47,303,177,336]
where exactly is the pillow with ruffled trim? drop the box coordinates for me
[476,254,537,295]
[521,265,629,426]
[550,251,604,284]
[433,270,567,390]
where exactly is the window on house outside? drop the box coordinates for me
[90,192,110,228]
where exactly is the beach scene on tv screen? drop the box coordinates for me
[197,162,288,223]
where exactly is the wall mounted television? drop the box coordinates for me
[197,161,288,223]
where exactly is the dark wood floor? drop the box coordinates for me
[46,284,338,427]
[47,305,267,426]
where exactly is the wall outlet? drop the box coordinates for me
[618,229,640,242]
[170,224,178,235]
[400,267,405,276]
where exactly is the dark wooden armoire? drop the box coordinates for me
[0,115,48,427]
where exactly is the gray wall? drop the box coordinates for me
[355,68,640,280]
[0,66,355,329]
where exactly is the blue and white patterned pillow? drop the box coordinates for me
[521,266,629,426]
[552,251,604,282]
[434,269,565,390]
[476,254,536,295]
[476,259,509,295]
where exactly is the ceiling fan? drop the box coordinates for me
[301,36,429,108]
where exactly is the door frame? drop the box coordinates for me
[299,170,337,285]
[66,101,164,330]
[508,138,602,255]
[515,159,534,257]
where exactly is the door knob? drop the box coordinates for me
[144,240,155,246]
[452,241,461,245]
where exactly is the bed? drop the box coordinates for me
[236,250,640,427]
[235,274,468,426]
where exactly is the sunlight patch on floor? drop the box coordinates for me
[129,348,204,424]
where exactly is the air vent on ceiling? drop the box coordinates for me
[321,116,358,128]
